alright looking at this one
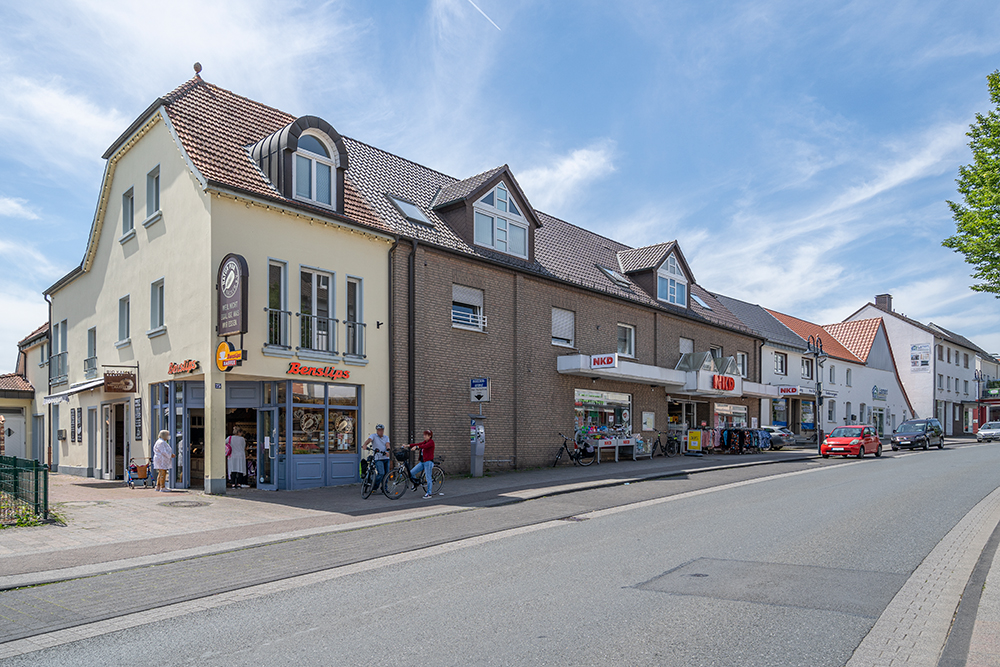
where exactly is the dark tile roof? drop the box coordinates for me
[715,295,807,350]
[0,374,33,393]
[618,242,676,273]
[928,323,993,358]
[431,165,507,208]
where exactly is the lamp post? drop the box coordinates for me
[808,335,828,451]
[975,369,985,431]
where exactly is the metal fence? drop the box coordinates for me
[0,456,48,524]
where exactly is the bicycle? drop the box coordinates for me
[552,433,596,467]
[649,430,680,457]
[360,447,379,499]
[383,448,445,500]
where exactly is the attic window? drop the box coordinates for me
[474,182,528,258]
[294,132,335,208]
[691,294,711,309]
[656,253,688,307]
[388,195,432,226]
[598,265,631,288]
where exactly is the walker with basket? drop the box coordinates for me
[126,457,153,489]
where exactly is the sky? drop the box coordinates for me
[1,0,1000,375]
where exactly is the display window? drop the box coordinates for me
[292,406,325,454]
[574,389,632,437]
[715,403,748,428]
[771,398,787,427]
[328,408,356,453]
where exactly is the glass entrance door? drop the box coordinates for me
[257,408,278,490]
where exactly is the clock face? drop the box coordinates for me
[221,259,240,299]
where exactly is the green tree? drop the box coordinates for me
[944,70,1000,296]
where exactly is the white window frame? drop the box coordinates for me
[149,278,165,336]
[452,284,486,331]
[551,308,575,347]
[830,365,836,384]
[938,374,944,390]
[774,352,787,376]
[122,188,135,236]
[801,357,813,380]
[85,327,98,378]
[293,131,337,209]
[146,165,160,218]
[345,276,364,358]
[737,352,748,378]
[117,295,131,346]
[828,399,836,422]
[845,401,853,423]
[473,182,529,259]
[267,259,289,348]
[656,255,688,307]
[617,323,636,358]
[845,368,852,386]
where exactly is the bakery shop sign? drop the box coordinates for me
[168,359,200,375]
[217,253,249,337]
[287,362,350,380]
[104,370,137,393]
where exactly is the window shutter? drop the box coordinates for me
[452,284,483,308]
[552,308,575,342]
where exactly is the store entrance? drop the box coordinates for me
[188,409,204,488]
[227,408,258,488]
[103,402,127,480]
[873,408,885,437]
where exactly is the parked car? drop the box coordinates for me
[762,425,795,450]
[890,418,944,450]
[821,425,882,458]
[977,422,1000,442]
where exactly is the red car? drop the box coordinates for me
[821,425,882,458]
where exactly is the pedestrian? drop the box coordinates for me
[227,427,247,488]
[362,423,391,490]
[408,429,435,499]
[153,430,174,492]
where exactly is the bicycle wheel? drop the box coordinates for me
[361,465,376,499]
[577,445,596,466]
[429,466,444,493]
[382,468,408,500]
[665,439,678,457]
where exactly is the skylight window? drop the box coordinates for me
[388,195,432,226]
[691,294,711,309]
[598,265,631,288]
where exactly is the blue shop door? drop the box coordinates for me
[257,408,279,491]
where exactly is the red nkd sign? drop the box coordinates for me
[287,363,350,380]
[590,354,618,369]
[712,375,736,391]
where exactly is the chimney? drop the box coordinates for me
[875,294,893,312]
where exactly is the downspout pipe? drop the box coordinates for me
[387,236,399,444]
[44,293,52,469]
[408,239,417,443]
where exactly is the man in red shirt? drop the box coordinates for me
[409,429,436,499]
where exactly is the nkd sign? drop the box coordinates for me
[590,353,619,370]
[712,375,736,391]
[778,385,800,396]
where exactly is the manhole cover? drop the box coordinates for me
[159,500,210,508]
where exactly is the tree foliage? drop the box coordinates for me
[944,70,1000,296]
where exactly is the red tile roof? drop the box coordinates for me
[0,374,34,392]
[766,310,863,363]
[823,318,882,362]
[17,323,48,347]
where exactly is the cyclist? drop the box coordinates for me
[408,429,436,499]
[362,424,391,490]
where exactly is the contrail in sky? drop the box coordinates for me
[467,0,501,31]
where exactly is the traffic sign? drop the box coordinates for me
[470,377,491,403]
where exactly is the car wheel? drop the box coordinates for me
[922,438,929,450]
[856,444,865,459]
[891,445,899,451]
[875,442,882,457]
[938,437,944,449]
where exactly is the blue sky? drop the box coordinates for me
[2,0,999,374]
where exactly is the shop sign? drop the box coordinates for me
[217,253,249,337]
[168,359,200,375]
[134,398,142,441]
[871,385,889,402]
[778,385,799,396]
[104,370,137,393]
[590,353,618,369]
[910,343,931,373]
[712,375,736,391]
[215,341,245,372]
[287,362,351,380]
[70,408,77,442]
[76,407,82,443]
[688,430,703,452]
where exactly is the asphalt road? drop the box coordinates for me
[7,443,1000,666]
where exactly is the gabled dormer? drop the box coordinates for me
[249,115,350,214]
[431,165,541,262]
[617,241,695,309]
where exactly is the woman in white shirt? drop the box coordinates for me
[227,427,248,488]
[152,430,174,492]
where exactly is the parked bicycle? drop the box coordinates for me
[553,432,596,467]
[360,446,378,499]
[649,430,680,457]
[383,448,445,500]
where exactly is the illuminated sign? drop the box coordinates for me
[168,359,200,374]
[217,253,249,337]
[287,362,351,380]
[712,375,736,391]
[590,353,618,369]
[215,341,244,372]
[778,385,799,396]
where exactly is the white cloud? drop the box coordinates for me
[519,141,616,214]
[0,284,48,375]
[0,196,39,219]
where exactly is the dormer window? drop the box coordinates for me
[294,133,335,207]
[656,254,688,307]
[473,183,528,258]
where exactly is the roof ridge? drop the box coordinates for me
[163,77,295,124]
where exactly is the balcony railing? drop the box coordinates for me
[299,314,338,354]
[451,311,487,330]
[84,356,98,379]
[49,352,68,386]
[265,307,292,348]
[344,321,366,358]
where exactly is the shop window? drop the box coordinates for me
[149,278,165,335]
[291,406,326,455]
[473,182,528,258]
[845,368,851,386]
[552,308,575,347]
[267,260,289,347]
[801,357,813,380]
[122,188,134,236]
[618,324,635,358]
[574,388,633,437]
[452,284,486,330]
[294,133,335,208]
[146,165,160,218]
[118,295,130,345]
[328,409,356,453]
[679,337,694,354]
[345,277,364,357]
[774,352,787,376]
[736,352,748,378]
[300,268,335,353]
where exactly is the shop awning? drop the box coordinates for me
[43,378,105,405]
[557,355,687,387]
[741,382,781,399]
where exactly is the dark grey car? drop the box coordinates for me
[890,418,944,450]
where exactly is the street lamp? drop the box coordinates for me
[807,335,828,451]
[975,369,986,430]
